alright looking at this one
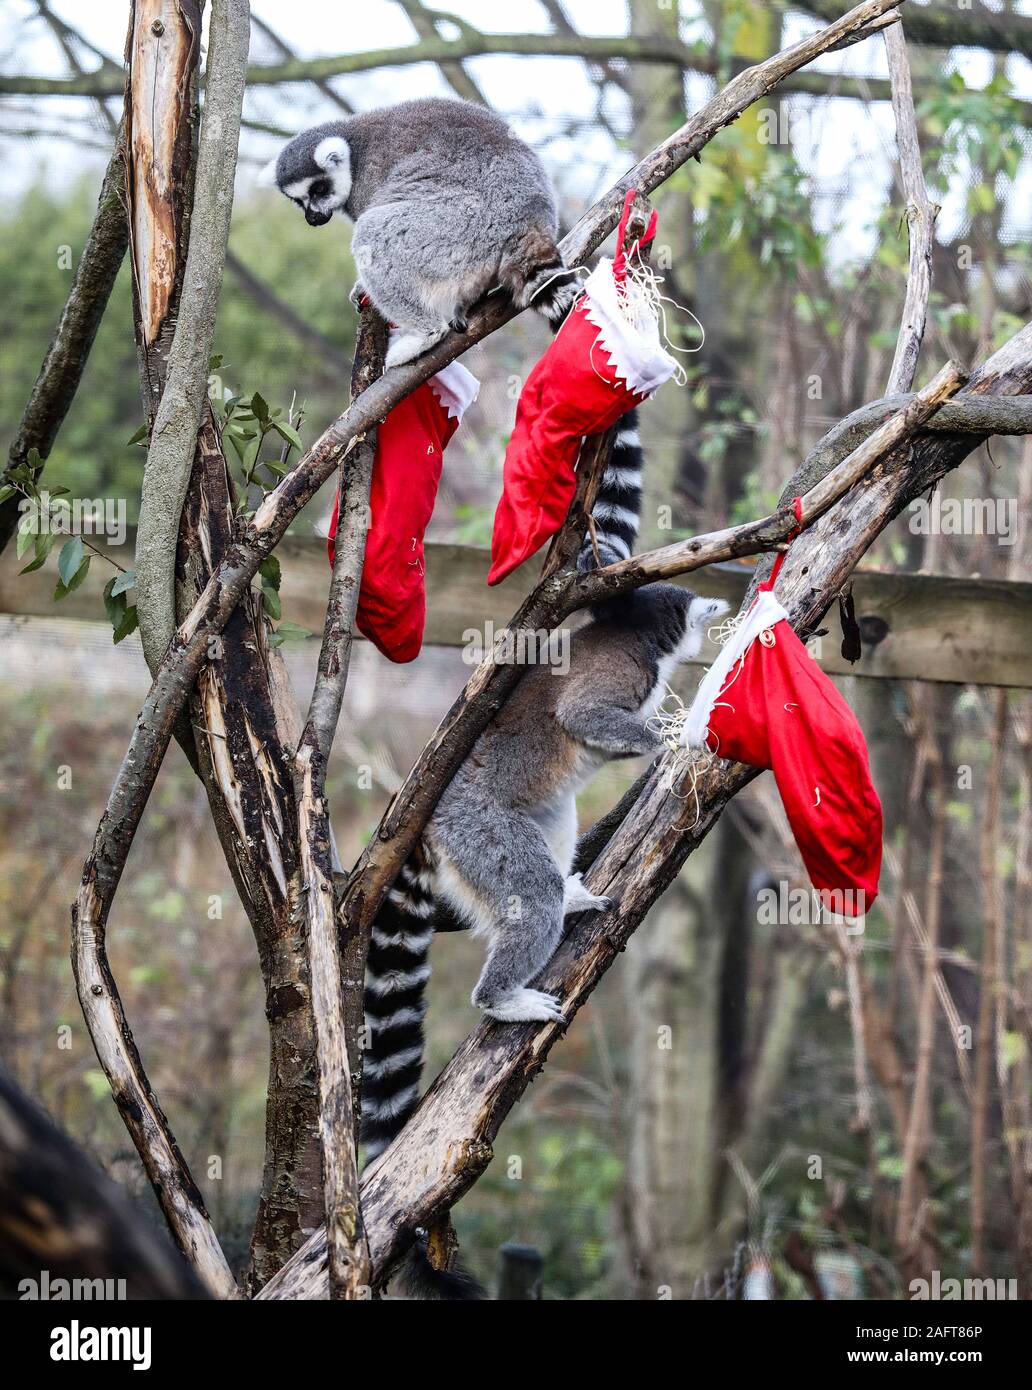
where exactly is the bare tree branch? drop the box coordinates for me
[11,8,1032,124]
[798,0,1032,61]
[0,6,904,97]
[392,0,487,104]
[883,18,937,396]
[251,10,354,112]
[294,308,387,1299]
[70,0,249,1302]
[134,0,250,673]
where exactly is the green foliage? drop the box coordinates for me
[462,1124,624,1298]
[693,133,824,274]
[920,74,1025,215]
[0,181,357,516]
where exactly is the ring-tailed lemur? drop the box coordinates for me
[266,96,643,568]
[263,97,579,367]
[361,583,726,1158]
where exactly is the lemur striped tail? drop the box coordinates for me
[361,847,436,1160]
[360,847,487,1299]
[532,269,645,575]
[580,407,643,571]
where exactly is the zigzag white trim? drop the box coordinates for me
[427,361,480,422]
[580,258,677,398]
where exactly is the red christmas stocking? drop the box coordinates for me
[488,190,677,585]
[682,536,883,915]
[327,357,478,662]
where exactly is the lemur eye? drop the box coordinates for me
[309,178,331,200]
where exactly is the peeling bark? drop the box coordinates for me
[135,0,249,674]
[125,0,202,414]
[175,414,323,1290]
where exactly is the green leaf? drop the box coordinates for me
[126,424,149,447]
[208,353,224,371]
[19,552,48,575]
[103,576,127,627]
[250,391,270,424]
[111,568,136,597]
[272,419,303,451]
[58,535,84,586]
[113,604,139,644]
[15,517,35,560]
[0,484,14,504]
[1001,1030,1026,1071]
[262,459,291,478]
[271,620,312,644]
[262,586,282,621]
[54,554,90,601]
[259,555,281,590]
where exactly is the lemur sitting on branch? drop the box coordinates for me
[266,95,646,577]
[264,96,580,366]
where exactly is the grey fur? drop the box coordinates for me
[425,585,729,1022]
[267,98,576,365]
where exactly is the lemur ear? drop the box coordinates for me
[257,156,279,188]
[313,135,349,170]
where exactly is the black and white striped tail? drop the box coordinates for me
[580,408,643,571]
[360,846,488,1299]
[538,287,645,574]
[361,847,436,1161]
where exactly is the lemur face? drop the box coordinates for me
[263,132,352,226]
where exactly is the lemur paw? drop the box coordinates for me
[481,988,565,1024]
[384,328,447,368]
[348,279,368,310]
[563,873,612,916]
